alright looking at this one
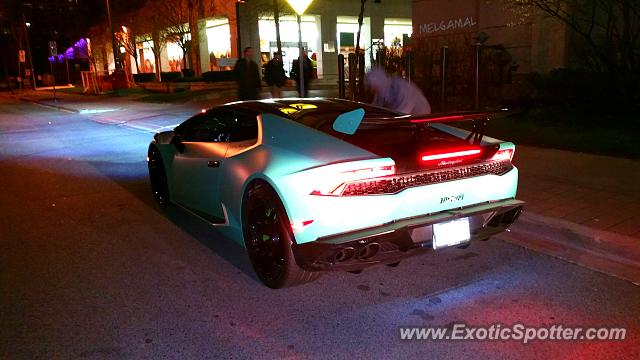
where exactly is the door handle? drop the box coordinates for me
[207,160,221,168]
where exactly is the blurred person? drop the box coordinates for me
[233,47,261,100]
[290,49,313,98]
[364,67,431,115]
[264,52,287,98]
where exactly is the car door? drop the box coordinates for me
[170,111,232,222]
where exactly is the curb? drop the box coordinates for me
[499,211,640,285]
[19,97,79,113]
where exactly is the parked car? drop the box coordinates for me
[147,98,524,288]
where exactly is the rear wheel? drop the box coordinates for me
[242,182,320,288]
[148,145,170,206]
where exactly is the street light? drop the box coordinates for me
[286,0,313,97]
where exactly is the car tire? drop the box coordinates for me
[148,145,170,206]
[242,181,320,289]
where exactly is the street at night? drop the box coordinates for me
[2,0,640,358]
[1,97,638,358]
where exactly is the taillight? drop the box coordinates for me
[420,149,481,161]
[419,147,482,167]
[291,220,314,231]
[491,149,514,162]
[311,164,396,196]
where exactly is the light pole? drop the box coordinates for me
[105,0,121,70]
[22,15,36,89]
[286,0,313,98]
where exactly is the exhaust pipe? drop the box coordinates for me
[333,247,355,263]
[358,243,380,260]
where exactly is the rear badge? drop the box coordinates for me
[440,194,464,204]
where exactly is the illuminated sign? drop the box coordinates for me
[286,0,313,15]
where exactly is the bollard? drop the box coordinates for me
[440,46,447,112]
[474,43,482,110]
[338,54,345,99]
[348,53,356,100]
[406,52,413,83]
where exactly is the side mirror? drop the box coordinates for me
[171,133,185,153]
[333,108,365,135]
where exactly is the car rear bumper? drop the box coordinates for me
[292,198,524,272]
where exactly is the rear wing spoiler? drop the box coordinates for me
[363,109,509,144]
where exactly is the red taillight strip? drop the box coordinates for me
[410,115,465,123]
[421,149,481,161]
[291,220,314,231]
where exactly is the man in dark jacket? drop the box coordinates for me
[233,47,261,100]
[264,52,287,98]
[290,50,312,98]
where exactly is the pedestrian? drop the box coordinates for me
[264,52,287,98]
[233,47,261,100]
[290,49,313,98]
[364,67,431,115]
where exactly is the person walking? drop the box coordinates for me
[290,50,313,98]
[264,52,287,98]
[233,47,261,100]
[364,67,431,115]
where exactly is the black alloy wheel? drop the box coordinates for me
[242,182,319,288]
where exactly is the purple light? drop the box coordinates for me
[65,47,74,60]
[45,38,89,62]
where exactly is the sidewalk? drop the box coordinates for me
[11,87,640,284]
[505,147,640,284]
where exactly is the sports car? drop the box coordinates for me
[147,98,524,288]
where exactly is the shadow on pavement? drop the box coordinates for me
[88,159,258,281]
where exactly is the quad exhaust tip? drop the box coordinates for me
[334,247,355,262]
[358,242,380,259]
[331,242,381,263]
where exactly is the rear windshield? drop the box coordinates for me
[286,103,402,130]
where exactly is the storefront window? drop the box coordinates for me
[166,41,183,72]
[137,37,156,74]
[206,18,232,70]
[337,16,371,70]
[258,15,322,78]
[384,18,412,47]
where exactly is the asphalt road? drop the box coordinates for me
[1,98,639,359]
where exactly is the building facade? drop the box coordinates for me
[88,0,568,81]
[412,0,567,73]
[237,0,412,79]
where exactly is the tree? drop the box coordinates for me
[115,26,140,74]
[159,0,192,70]
[135,1,172,81]
[354,0,368,99]
[273,0,282,55]
[505,0,639,76]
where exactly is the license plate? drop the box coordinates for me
[432,218,471,249]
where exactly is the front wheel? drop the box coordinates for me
[242,182,320,288]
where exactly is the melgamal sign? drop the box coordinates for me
[412,0,479,37]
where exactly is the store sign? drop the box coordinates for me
[18,50,26,63]
[217,58,237,67]
[418,17,477,35]
[413,0,478,37]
